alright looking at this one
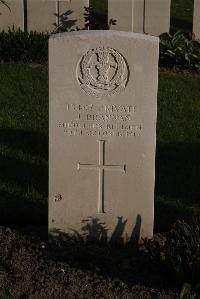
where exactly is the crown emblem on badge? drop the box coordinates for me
[77,47,129,98]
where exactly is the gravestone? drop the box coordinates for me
[144,0,171,36]
[49,30,159,241]
[0,0,24,31]
[27,0,88,33]
[58,0,89,31]
[193,0,200,39]
[108,0,134,32]
[133,0,146,33]
[108,0,171,36]
[27,0,57,33]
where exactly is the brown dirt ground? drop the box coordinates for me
[0,226,198,299]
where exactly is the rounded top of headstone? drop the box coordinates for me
[49,30,159,44]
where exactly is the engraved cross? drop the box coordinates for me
[77,140,126,213]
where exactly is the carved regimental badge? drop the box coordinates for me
[77,47,129,98]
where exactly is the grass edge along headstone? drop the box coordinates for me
[49,30,159,243]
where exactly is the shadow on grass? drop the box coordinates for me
[0,127,48,159]
[154,197,192,233]
[155,143,200,203]
[155,142,200,232]
[0,189,47,226]
[0,154,47,194]
[0,127,48,226]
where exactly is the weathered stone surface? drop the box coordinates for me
[108,0,171,36]
[0,0,89,33]
[193,0,200,39]
[49,30,159,241]
[144,0,171,36]
[108,0,134,32]
[58,0,89,31]
[0,0,24,31]
[133,0,145,33]
[27,0,57,33]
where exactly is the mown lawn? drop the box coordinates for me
[0,63,199,232]
[0,63,48,225]
[156,70,200,231]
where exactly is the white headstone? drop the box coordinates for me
[49,30,159,242]
[144,0,171,36]
[133,0,145,33]
[0,0,24,31]
[58,0,89,31]
[108,0,171,36]
[193,0,200,39]
[27,0,57,33]
[108,0,134,32]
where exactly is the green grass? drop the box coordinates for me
[0,63,199,232]
[155,71,200,231]
[0,63,48,225]
[170,0,194,33]
[157,72,200,143]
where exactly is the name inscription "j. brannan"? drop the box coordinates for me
[58,103,142,138]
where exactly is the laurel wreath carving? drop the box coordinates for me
[77,47,129,98]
